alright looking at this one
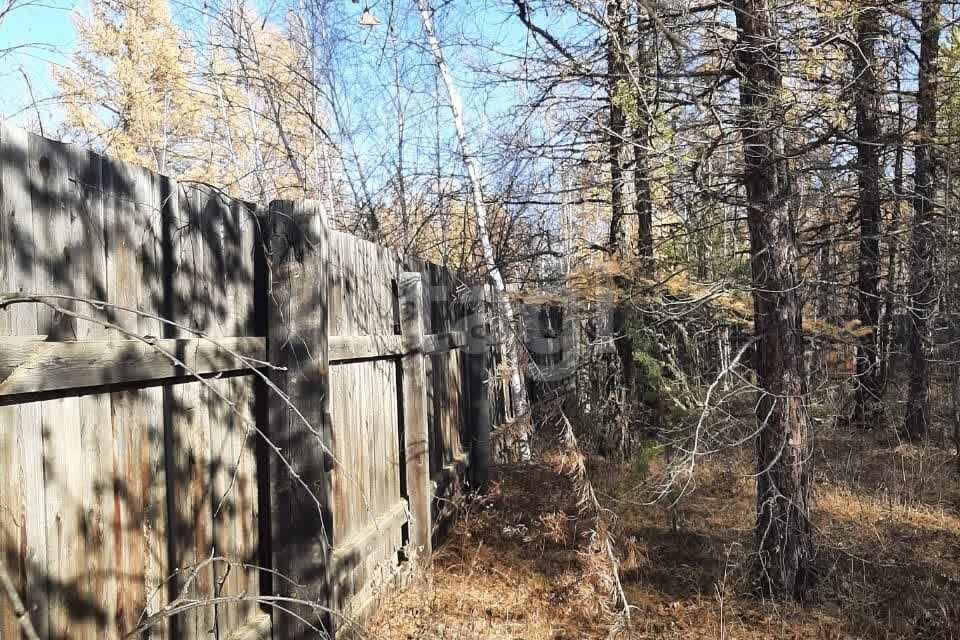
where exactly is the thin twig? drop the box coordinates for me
[0,555,41,640]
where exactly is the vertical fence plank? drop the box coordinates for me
[208,196,260,636]
[27,132,86,640]
[27,134,127,640]
[73,144,118,640]
[467,287,491,490]
[399,272,431,564]
[144,169,172,640]
[103,155,168,638]
[267,199,331,637]
[166,184,215,639]
[326,233,404,622]
[0,123,49,640]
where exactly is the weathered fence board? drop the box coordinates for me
[0,127,498,639]
[267,200,333,638]
[29,129,87,640]
[399,272,430,566]
[103,155,169,639]
[329,335,404,361]
[325,230,404,623]
[0,337,266,396]
[0,123,49,640]
[206,195,260,635]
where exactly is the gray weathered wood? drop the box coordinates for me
[165,183,216,639]
[399,272,431,564]
[102,150,169,638]
[331,499,407,566]
[326,331,464,363]
[0,126,495,639]
[0,337,266,396]
[28,127,89,640]
[326,229,405,622]
[267,199,332,637]
[0,121,50,640]
[329,335,404,362]
[30,135,127,640]
[207,196,260,634]
[422,331,466,355]
[468,286,492,489]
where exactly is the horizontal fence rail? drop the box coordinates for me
[326,331,465,363]
[0,336,266,399]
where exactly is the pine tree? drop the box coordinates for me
[850,3,885,428]
[904,0,942,440]
[733,0,813,600]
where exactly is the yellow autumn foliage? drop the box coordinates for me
[55,0,340,204]
[56,0,202,173]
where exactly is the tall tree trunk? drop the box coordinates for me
[606,0,635,452]
[948,160,960,467]
[879,86,907,395]
[634,139,653,268]
[732,0,813,600]
[633,5,654,273]
[606,0,628,251]
[414,0,532,457]
[904,0,942,441]
[850,5,884,428]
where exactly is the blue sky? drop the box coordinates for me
[0,0,581,214]
[0,0,77,125]
[0,0,533,125]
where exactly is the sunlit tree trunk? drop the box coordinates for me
[879,84,907,396]
[732,0,813,600]
[605,0,637,455]
[606,0,628,251]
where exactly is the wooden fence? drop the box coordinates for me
[0,125,503,639]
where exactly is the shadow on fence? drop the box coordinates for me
[0,125,500,639]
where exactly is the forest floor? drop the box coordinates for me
[366,411,960,639]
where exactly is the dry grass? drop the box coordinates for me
[367,461,605,639]
[367,424,960,640]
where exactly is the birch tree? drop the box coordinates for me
[414,0,531,456]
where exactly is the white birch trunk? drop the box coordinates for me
[414,0,530,459]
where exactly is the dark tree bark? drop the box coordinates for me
[633,5,654,273]
[879,85,907,396]
[950,163,960,468]
[850,5,884,428]
[606,0,640,454]
[634,138,653,267]
[904,0,942,441]
[606,0,628,251]
[732,0,813,600]
[815,235,835,323]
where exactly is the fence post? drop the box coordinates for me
[266,199,332,637]
[468,285,491,489]
[399,272,432,564]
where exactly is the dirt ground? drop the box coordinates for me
[366,421,960,640]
